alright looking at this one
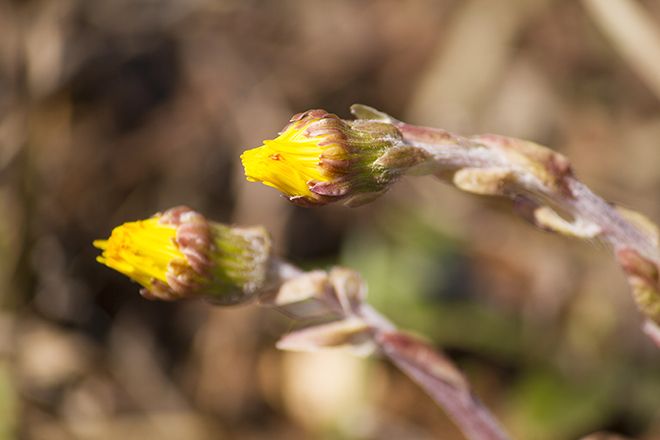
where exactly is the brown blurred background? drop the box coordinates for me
[1,0,659,439]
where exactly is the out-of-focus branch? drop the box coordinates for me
[583,0,660,102]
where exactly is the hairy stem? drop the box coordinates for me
[380,113,660,340]
[268,262,511,440]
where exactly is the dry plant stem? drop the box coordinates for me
[389,119,660,346]
[267,262,511,440]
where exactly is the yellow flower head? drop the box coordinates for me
[241,109,405,206]
[93,216,186,297]
[94,206,272,303]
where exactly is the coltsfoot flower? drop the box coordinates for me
[241,109,424,206]
[94,206,272,304]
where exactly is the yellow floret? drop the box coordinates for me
[241,120,337,200]
[93,217,185,290]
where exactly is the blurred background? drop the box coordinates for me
[1,0,659,438]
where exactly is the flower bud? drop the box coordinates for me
[241,109,419,206]
[93,206,272,304]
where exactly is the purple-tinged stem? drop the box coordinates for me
[377,331,510,440]
[270,264,512,440]
[357,304,510,440]
[392,119,660,339]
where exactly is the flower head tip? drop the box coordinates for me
[94,206,272,304]
[241,109,412,206]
